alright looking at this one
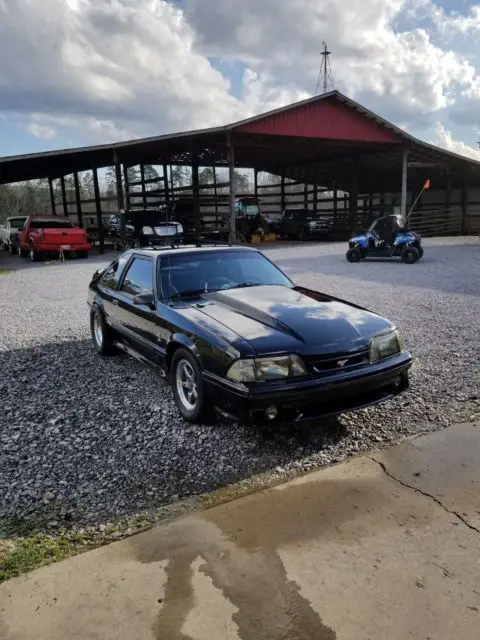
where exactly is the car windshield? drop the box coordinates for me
[30,219,73,229]
[8,217,27,228]
[160,250,293,299]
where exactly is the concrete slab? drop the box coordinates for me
[374,422,480,531]
[1,424,480,640]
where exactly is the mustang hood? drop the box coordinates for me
[195,285,392,355]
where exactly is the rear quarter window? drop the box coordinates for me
[100,254,130,290]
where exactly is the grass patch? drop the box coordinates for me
[0,269,12,276]
[0,535,76,582]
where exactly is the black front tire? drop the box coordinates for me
[18,246,28,258]
[90,306,117,356]
[29,246,42,262]
[401,246,420,264]
[418,246,424,259]
[171,348,210,423]
[346,247,362,263]
[298,228,306,242]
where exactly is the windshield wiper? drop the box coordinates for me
[226,282,262,290]
[169,287,220,301]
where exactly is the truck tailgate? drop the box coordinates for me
[39,229,87,245]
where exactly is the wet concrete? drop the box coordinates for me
[1,423,480,640]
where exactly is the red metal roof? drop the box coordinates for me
[235,98,399,143]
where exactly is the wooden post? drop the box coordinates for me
[280,172,286,214]
[212,163,218,222]
[313,183,318,214]
[254,169,259,199]
[192,152,200,245]
[114,153,125,211]
[400,148,408,219]
[461,179,468,234]
[227,133,236,242]
[48,178,56,216]
[92,168,104,254]
[348,165,358,235]
[140,164,147,206]
[123,164,131,210]
[73,172,83,228]
[333,187,338,225]
[304,181,308,210]
[60,176,68,217]
[162,164,170,203]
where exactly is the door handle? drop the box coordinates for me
[112,300,119,306]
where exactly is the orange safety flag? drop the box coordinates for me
[423,179,431,190]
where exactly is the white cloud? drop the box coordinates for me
[26,120,56,140]
[430,122,480,160]
[0,0,480,154]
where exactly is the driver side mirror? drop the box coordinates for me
[133,292,155,309]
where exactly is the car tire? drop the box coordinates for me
[8,243,16,255]
[90,306,117,356]
[298,228,306,242]
[18,246,28,258]
[29,246,41,262]
[346,248,362,263]
[418,246,424,259]
[401,246,420,264]
[77,251,89,259]
[171,348,210,423]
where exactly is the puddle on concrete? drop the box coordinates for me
[129,465,437,640]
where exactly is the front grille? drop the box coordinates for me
[306,349,370,375]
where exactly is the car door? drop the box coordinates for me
[116,255,160,361]
[97,253,131,328]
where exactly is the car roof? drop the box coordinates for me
[126,245,261,259]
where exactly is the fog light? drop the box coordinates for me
[265,405,279,421]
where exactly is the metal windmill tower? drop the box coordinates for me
[315,42,335,95]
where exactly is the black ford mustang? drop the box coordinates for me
[88,246,412,425]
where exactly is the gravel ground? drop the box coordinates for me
[0,237,479,526]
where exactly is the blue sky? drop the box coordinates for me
[1,0,480,161]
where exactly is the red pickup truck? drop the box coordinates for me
[18,215,92,261]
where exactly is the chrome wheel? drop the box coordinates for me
[176,359,198,412]
[93,313,104,348]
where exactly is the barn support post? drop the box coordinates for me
[140,164,147,206]
[333,185,338,225]
[60,176,68,217]
[254,169,259,200]
[400,148,408,219]
[227,133,236,242]
[113,152,125,211]
[73,172,83,228]
[304,181,308,210]
[445,171,452,214]
[461,179,469,234]
[162,164,170,203]
[313,182,318,214]
[48,178,56,216]
[123,164,131,210]
[92,168,104,254]
[280,172,286,213]
[191,151,200,245]
[212,163,218,222]
[348,164,358,235]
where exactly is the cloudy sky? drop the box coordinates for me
[1,0,480,160]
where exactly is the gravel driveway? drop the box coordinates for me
[1,237,479,525]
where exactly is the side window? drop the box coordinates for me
[100,254,130,290]
[120,258,153,297]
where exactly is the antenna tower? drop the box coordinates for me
[315,42,335,95]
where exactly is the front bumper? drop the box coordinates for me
[203,351,412,426]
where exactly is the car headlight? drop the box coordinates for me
[370,330,404,362]
[226,354,307,382]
